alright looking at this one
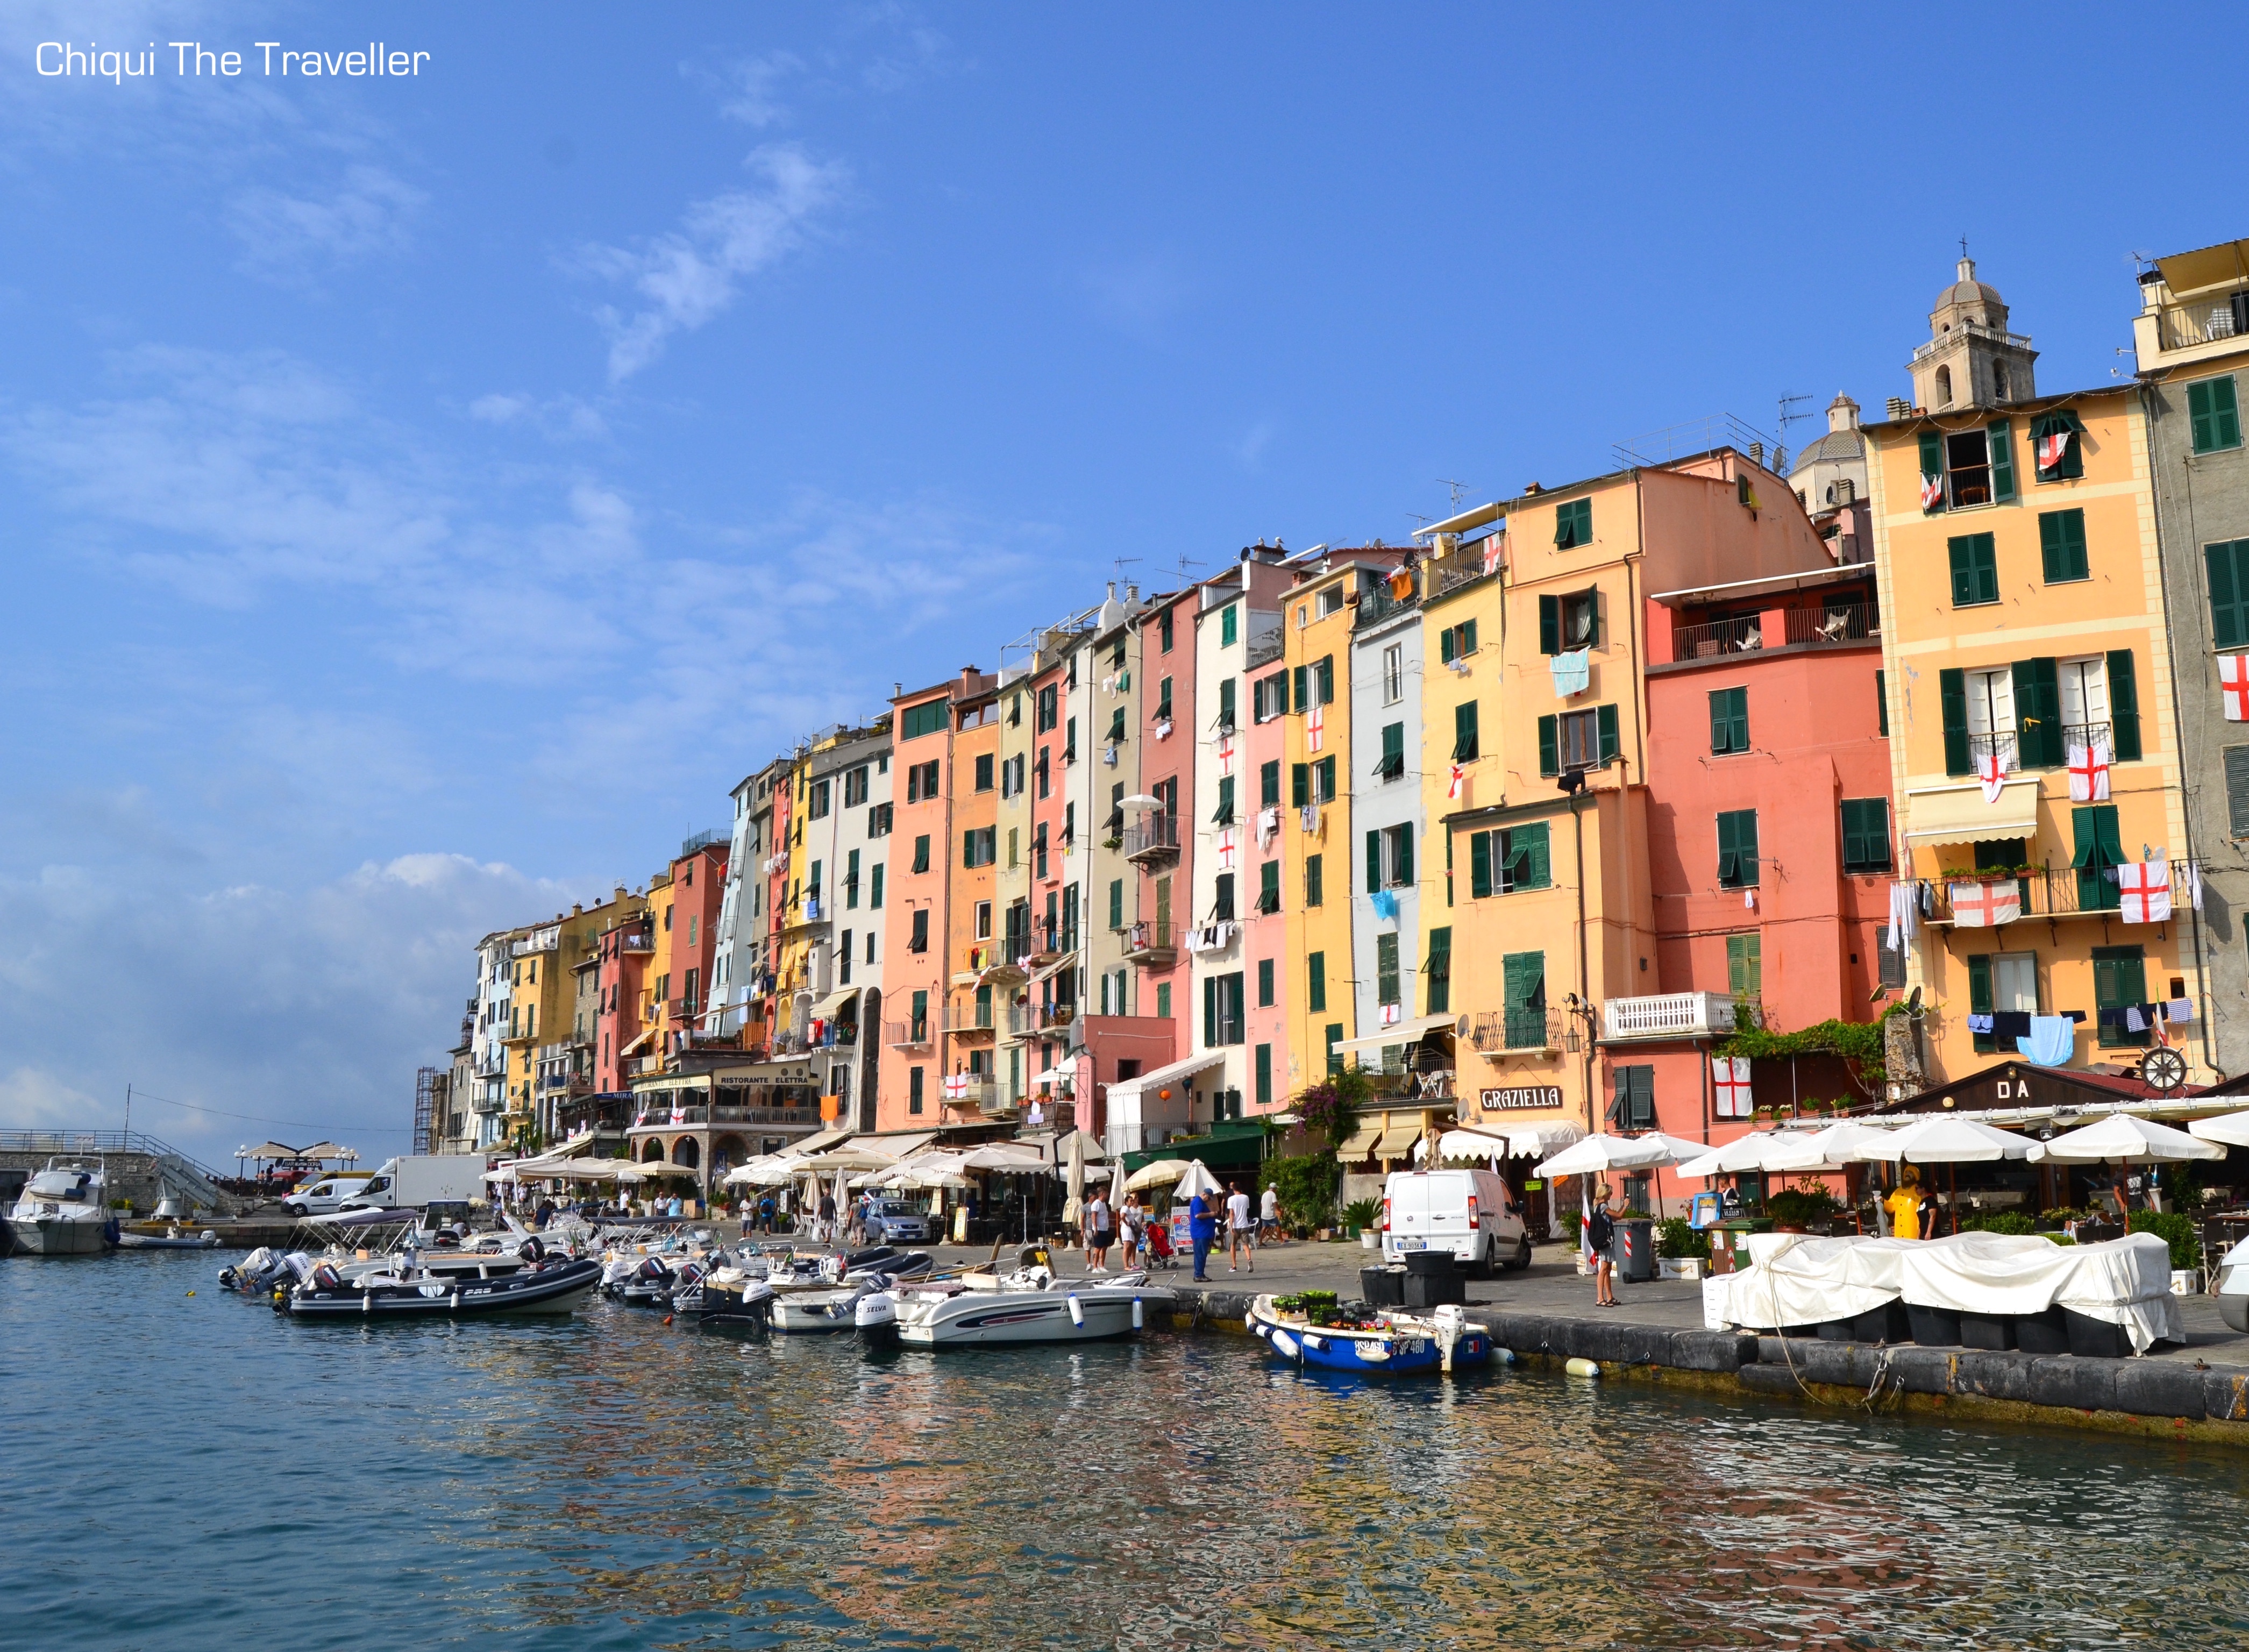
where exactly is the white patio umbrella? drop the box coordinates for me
[2029,1113,2225,1164]
[1675,1132,1826,1179]
[1171,1159,1225,1201]
[1853,1114,2031,1237]
[2189,1109,2249,1149]
[1534,1133,1695,1179]
[1064,1129,1087,1229]
[1123,1157,1193,1193]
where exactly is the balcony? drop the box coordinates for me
[1929,859,2194,927]
[1968,730,2018,771]
[1357,583,1420,628]
[1600,991,1739,1043]
[1120,920,1177,967]
[886,1019,934,1051]
[1125,815,1181,867]
[2154,291,2249,354]
[620,931,654,953]
[1782,601,1879,646]
[1672,615,1763,658]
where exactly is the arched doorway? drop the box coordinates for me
[641,1140,665,1163]
[671,1137,700,1170]
[712,1134,748,1174]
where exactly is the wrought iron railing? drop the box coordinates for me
[1783,601,1878,645]
[1672,615,1763,658]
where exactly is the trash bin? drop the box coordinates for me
[1615,1217,1656,1284]
[1402,1248,1456,1276]
[1362,1264,1406,1306]
[1401,1252,1464,1308]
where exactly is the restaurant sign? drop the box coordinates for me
[1480,1085,1564,1112]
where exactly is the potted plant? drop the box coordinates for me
[1655,1216,1710,1280]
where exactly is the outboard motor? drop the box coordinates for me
[311,1263,344,1291]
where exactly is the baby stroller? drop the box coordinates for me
[1144,1219,1178,1271]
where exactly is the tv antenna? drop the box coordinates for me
[1166,553,1206,583]
[1109,556,1142,581]
[1437,478,1471,509]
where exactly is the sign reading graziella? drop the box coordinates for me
[1480,1085,1564,1112]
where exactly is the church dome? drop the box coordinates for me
[1935,255,2003,318]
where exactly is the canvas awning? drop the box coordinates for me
[1903,780,2040,845]
[2157,238,2249,297]
[620,1027,658,1056]
[1027,955,1075,986]
[812,988,857,1019]
[1330,1013,1456,1056]
[784,1127,853,1157]
[1337,1122,1381,1160]
[1372,1117,1425,1162]
[1105,1049,1225,1101]
[1033,1065,1076,1090]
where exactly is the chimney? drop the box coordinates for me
[1748,440,1764,465]
[614,885,629,906]
[1885,396,1912,422]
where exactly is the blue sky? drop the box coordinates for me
[2,2,2237,1163]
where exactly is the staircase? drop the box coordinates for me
[0,1130,243,1216]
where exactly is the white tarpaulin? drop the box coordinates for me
[1702,1234,1913,1330]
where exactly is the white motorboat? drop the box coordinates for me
[771,1279,884,1334]
[6,1160,117,1255]
[894,1269,1175,1348]
[117,1226,222,1250]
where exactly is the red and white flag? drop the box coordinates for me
[2066,738,2111,802]
[2036,430,2072,473]
[1306,702,1325,752]
[943,1072,971,1101]
[2222,655,2249,721]
[1977,746,2011,804]
[1217,828,1236,869]
[2117,858,2172,925]
[1215,733,1236,770]
[1712,1056,1753,1120]
[1447,763,1464,800]
[1949,879,2022,928]
[1482,532,1506,576]
[1920,472,1946,510]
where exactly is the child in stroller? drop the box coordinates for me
[1144,1218,1178,1270]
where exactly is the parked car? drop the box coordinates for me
[1381,1169,1531,1276]
[864,1198,932,1245]
[281,1173,375,1217]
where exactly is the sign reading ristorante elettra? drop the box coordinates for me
[1480,1085,1564,1112]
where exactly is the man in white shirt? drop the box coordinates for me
[1226,1181,1256,1273]
[1084,1190,1112,1273]
[1259,1183,1280,1242]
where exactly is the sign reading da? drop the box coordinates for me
[1480,1085,1564,1112]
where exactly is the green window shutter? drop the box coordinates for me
[1968,953,1995,1052]
[1425,927,1451,1014]
[1107,879,1122,930]
[1220,604,1237,646]
[1709,689,1729,753]
[1305,854,1323,907]
[1539,594,1560,655]
[1840,800,1868,871]
[1366,829,1383,894]
[1876,668,1888,737]
[1949,533,1997,606]
[2040,509,2088,583]
[1439,627,1455,665]
[1597,702,1620,764]
[1383,722,1404,765]
[1292,763,1308,807]
[1255,1043,1272,1109]
[1453,701,1479,761]
[1259,858,1279,901]
[1218,678,1236,728]
[2094,946,2150,1048]
[2012,658,2061,767]
[1469,831,1492,899]
[1729,688,1749,751]
[1396,826,1414,888]
[1538,714,1559,775]
[2073,803,2125,910]
[1463,619,1478,653]
[2108,650,2141,760]
[2193,376,2241,454]
[1522,822,1550,888]
[1318,656,1335,703]
[1325,1022,1344,1076]
[1291,664,1308,708]
[1987,419,2015,502]
[2208,541,2249,651]
[1939,667,1970,775]
[1259,759,1279,807]
[1307,951,1326,1013]
[1318,756,1335,799]
[1918,431,1946,510]
[1203,974,1217,1047]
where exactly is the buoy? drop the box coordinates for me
[1566,1356,1601,1378]
[662,1314,674,1326]
[1491,1346,1516,1365]
[1067,1294,1085,1326]
[184,1291,195,1297]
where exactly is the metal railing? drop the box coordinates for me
[1783,601,1879,645]
[2060,721,2112,755]
[2156,294,2249,353]
[1121,920,1176,958]
[885,1019,933,1048]
[1672,615,1763,658]
[0,1129,229,1183]
[1431,557,1496,599]
[1968,730,2018,770]
[1123,816,1180,860]
[1357,584,1419,626]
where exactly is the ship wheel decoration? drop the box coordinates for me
[2140,1048,2188,1094]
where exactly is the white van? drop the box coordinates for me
[1382,1169,1531,1275]
[281,1173,375,1217]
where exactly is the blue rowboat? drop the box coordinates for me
[1246,1294,1493,1376]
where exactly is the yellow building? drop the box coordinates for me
[1280,558,1361,1095]
[1868,261,2197,1084]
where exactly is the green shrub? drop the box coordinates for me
[1656,1217,1710,1261]
[1341,1198,1380,1231]
[2129,1209,2200,1272]
[1266,1152,1342,1230]
[1765,1185,1840,1226]
[1961,1210,2038,1236]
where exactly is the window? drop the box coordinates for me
[807,778,830,819]
[1317,655,1335,704]
[2072,803,2125,912]
[805,864,820,902]
[1062,884,1080,951]
[1709,686,1749,755]
[1259,759,1280,808]
[976,900,993,939]
[2094,945,2150,1048]
[1968,951,2039,1053]
[1159,609,1174,652]
[1717,809,1760,888]
[1154,675,1174,722]
[2056,654,2109,754]
[1452,702,1479,762]
[1213,873,1235,922]
[1155,981,1171,1020]
[1438,619,1479,664]
[1948,533,1999,606]
[1424,927,1451,1014]
[1217,678,1236,731]
[1213,775,1235,826]
[906,759,940,802]
[2031,410,2084,481]
[908,1066,924,1115]
[911,834,931,874]
[1064,716,1077,761]
[1877,931,1906,989]
[1469,822,1550,896]
[1383,643,1403,703]
[974,753,994,792]
[1033,822,1048,878]
[2190,374,2242,454]
[1726,932,1761,997]
[870,864,884,908]
[2039,509,2089,583]
[869,802,893,837]
[1502,951,1546,1048]
[1036,684,1058,732]
[1255,1044,1273,1110]
[1368,823,1414,890]
[1203,971,1244,1045]
[1538,705,1618,774]
[1107,878,1123,931]
[1257,858,1280,915]
[843,766,869,808]
[1257,957,1275,1007]
[1220,603,1239,646]
[962,828,995,868]
[1036,747,1050,800]
[1305,853,1324,908]
[909,909,930,952]
[1553,499,1591,549]
[901,700,946,740]
[1325,1022,1346,1076]
[1377,722,1405,781]
[1252,671,1288,722]
[1307,951,1327,1012]
[2207,540,2249,650]
[1321,585,1344,616]
[1539,588,1600,653]
[1840,799,1892,874]
[1609,1065,1655,1131]
[1876,668,1888,737]
[2227,746,2249,838]
[1376,933,1400,1012]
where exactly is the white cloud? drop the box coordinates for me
[716,50,805,127]
[0,1067,103,1131]
[580,143,849,381]
[468,391,609,442]
[226,164,427,282]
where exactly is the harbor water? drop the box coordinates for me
[6,1251,2248,1650]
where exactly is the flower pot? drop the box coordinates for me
[1360,1230,1379,1250]
[1656,1256,1703,1281]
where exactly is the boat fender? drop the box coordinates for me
[450,1290,459,1312]
[1270,1327,1300,1359]
[1131,1297,1143,1330]
[1067,1293,1085,1327]
[1565,1356,1600,1379]
[1301,1333,1324,1352]
[1491,1345,1516,1365]
[362,1288,371,1313]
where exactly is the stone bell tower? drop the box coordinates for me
[1906,248,2038,414]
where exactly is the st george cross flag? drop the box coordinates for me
[1216,828,1236,870]
[2036,430,2072,474]
[942,1072,971,1102]
[1920,472,1946,510]
[1447,763,1464,801]
[2116,858,2172,925]
[1712,1056,1753,1120]
[1949,879,2022,928]
[1482,532,1506,576]
[2222,654,2249,722]
[1306,702,1325,752]
[1977,746,2011,804]
[2065,738,2111,802]
[1215,733,1236,771]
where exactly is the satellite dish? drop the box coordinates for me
[1456,1016,1471,1038]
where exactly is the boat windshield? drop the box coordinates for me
[26,1173,89,1200]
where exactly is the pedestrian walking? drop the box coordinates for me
[1259,1182,1281,1243]
[1085,1187,1113,1273]
[1118,1194,1142,1270]
[1589,1185,1620,1307]
[1188,1184,1219,1281]
[1226,1181,1256,1273]
[817,1190,837,1243]
[757,1192,777,1235]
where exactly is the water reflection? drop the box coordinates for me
[5,1252,2249,1650]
